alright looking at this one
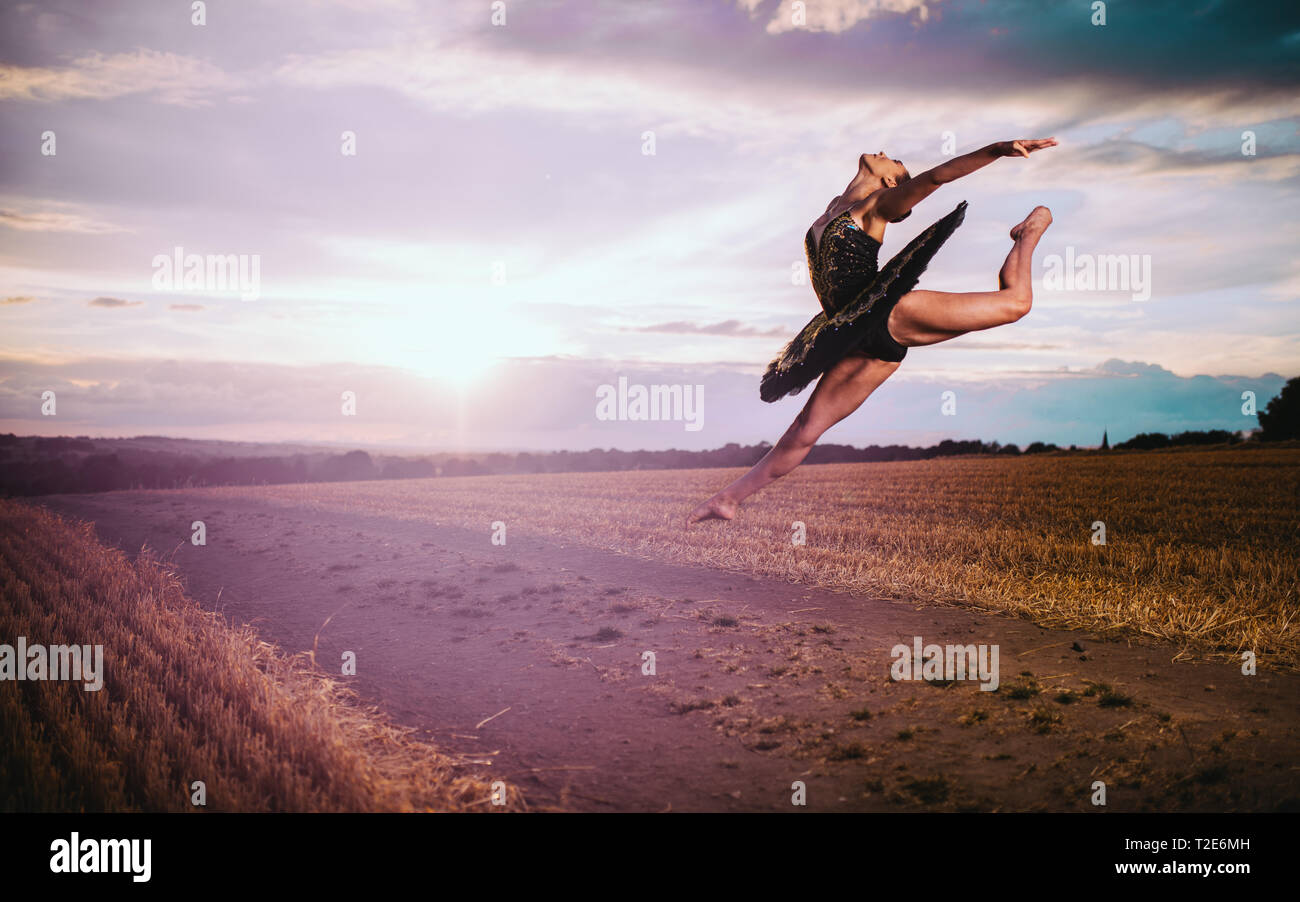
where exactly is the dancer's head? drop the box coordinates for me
[858,151,912,221]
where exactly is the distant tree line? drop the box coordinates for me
[1113,429,1242,450]
[0,418,1283,498]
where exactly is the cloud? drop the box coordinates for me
[940,339,1062,351]
[629,319,790,338]
[0,206,126,234]
[0,50,242,106]
[1068,140,1300,183]
[738,0,935,34]
[88,296,142,308]
[168,304,205,312]
[0,354,1285,452]
[1092,359,1174,378]
[263,11,1300,164]
[1,296,35,305]
[272,39,777,139]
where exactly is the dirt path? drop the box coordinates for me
[39,490,1300,812]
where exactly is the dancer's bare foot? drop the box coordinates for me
[998,205,1052,294]
[687,494,737,525]
[1010,205,1052,241]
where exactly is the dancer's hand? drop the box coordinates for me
[994,138,1057,158]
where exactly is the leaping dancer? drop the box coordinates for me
[688,138,1058,524]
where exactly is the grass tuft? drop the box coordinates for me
[0,501,515,813]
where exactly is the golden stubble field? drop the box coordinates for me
[220,447,1300,671]
[0,501,517,812]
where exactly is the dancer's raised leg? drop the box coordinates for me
[687,353,900,524]
[686,207,1051,525]
[887,206,1051,347]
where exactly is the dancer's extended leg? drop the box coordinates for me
[887,206,1051,347]
[686,353,901,523]
[686,206,1051,525]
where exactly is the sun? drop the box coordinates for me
[393,292,559,389]
[403,301,506,389]
[419,338,496,388]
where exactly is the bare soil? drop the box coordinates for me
[39,489,1300,812]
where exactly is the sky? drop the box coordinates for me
[1,0,1297,452]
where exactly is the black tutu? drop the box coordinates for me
[760,200,968,402]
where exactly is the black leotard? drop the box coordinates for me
[807,209,881,317]
[760,200,968,402]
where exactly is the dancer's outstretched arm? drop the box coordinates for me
[875,138,1057,222]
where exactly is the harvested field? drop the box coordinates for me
[0,500,514,812]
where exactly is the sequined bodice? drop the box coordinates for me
[805,209,881,316]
